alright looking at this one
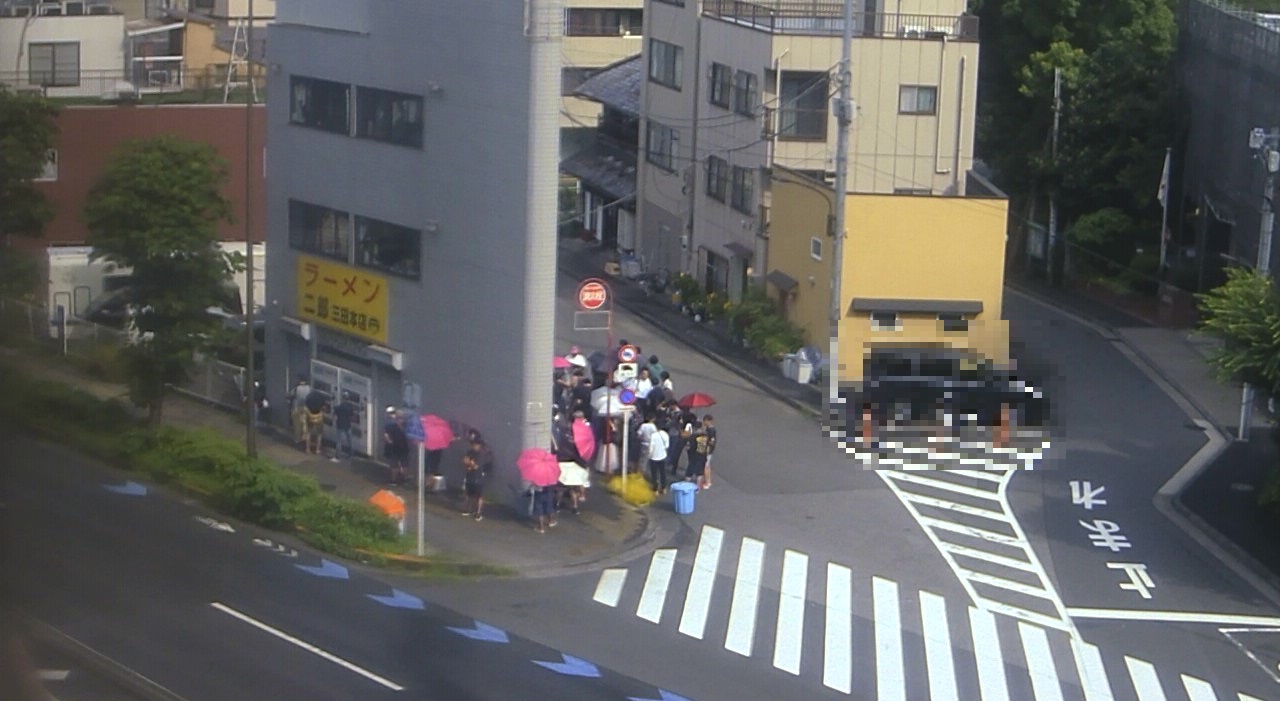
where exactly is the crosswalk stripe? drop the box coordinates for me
[724,537,765,657]
[1071,638,1116,701]
[1018,621,1065,701]
[917,516,1023,546]
[678,525,724,640]
[964,569,1060,600]
[823,563,853,694]
[1182,674,1219,701]
[968,607,1011,701]
[873,576,905,701]
[883,472,1004,501]
[772,549,808,676]
[592,568,627,607]
[940,541,1039,571]
[894,492,1017,522]
[1239,694,1265,701]
[920,591,960,701]
[978,601,1074,633]
[636,549,677,624]
[1126,656,1169,701]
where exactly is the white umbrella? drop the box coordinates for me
[591,386,628,416]
[557,462,591,487]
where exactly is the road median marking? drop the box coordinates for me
[1066,607,1280,627]
[210,602,405,691]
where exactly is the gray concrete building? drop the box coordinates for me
[263,0,561,486]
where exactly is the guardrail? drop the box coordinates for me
[701,0,979,40]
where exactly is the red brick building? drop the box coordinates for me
[22,102,266,249]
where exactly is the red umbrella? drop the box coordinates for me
[420,414,455,451]
[678,392,717,409]
[572,418,596,462]
[553,356,573,369]
[516,448,561,487]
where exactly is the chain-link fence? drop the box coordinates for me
[172,355,248,413]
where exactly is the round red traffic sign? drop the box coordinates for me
[618,345,639,363]
[577,279,609,311]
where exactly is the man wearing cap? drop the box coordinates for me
[382,406,410,486]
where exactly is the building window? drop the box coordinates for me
[730,165,754,214]
[709,63,732,108]
[898,85,937,115]
[562,67,599,96]
[938,312,969,332]
[810,236,823,261]
[35,150,57,182]
[356,216,421,280]
[648,39,683,90]
[289,200,352,262]
[871,311,901,331]
[289,76,351,135]
[778,71,828,140]
[706,156,728,201]
[652,0,683,5]
[28,42,80,87]
[565,8,643,36]
[355,86,423,148]
[733,70,758,116]
[646,121,678,171]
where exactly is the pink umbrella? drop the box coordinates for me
[553,356,573,369]
[420,414,455,451]
[516,448,561,487]
[572,419,596,462]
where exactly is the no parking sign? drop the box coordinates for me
[617,344,639,363]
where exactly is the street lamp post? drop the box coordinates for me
[826,0,853,422]
[1238,126,1280,442]
[244,0,257,458]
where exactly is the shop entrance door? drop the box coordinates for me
[310,359,375,457]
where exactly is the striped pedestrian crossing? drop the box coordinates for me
[591,524,1271,701]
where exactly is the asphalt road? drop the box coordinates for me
[2,438,672,701]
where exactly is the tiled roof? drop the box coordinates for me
[560,141,637,203]
[573,54,642,117]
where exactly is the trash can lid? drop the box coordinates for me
[671,482,697,493]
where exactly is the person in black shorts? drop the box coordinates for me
[461,431,494,521]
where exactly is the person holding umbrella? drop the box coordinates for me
[516,448,561,533]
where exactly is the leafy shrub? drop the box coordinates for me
[745,314,806,360]
[727,286,775,336]
[671,273,704,307]
[291,493,401,554]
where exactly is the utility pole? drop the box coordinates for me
[1238,126,1279,442]
[243,0,257,458]
[827,0,853,421]
[1046,67,1062,286]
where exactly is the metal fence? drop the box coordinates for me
[173,355,248,412]
[700,0,979,40]
[0,65,268,101]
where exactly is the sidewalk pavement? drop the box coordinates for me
[2,348,655,579]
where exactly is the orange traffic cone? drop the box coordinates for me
[994,403,1011,449]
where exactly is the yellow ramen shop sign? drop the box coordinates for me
[297,255,390,344]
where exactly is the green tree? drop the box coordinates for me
[83,136,238,427]
[1196,267,1280,396]
[0,88,58,298]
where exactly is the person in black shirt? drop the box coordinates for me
[333,392,357,459]
[382,407,410,485]
[461,431,494,521]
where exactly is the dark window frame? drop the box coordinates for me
[646,121,678,172]
[356,215,422,280]
[709,62,732,108]
[730,165,755,214]
[898,85,938,115]
[706,155,728,201]
[355,86,423,149]
[732,70,758,117]
[778,71,829,141]
[288,199,352,262]
[565,7,643,36]
[289,75,352,135]
[28,41,80,87]
[648,38,683,90]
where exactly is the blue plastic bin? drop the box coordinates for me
[671,482,697,515]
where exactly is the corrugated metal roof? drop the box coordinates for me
[573,54,642,117]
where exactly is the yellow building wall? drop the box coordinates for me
[768,170,1009,383]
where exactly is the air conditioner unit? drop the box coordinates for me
[87,2,110,12]
[38,2,62,15]
[65,1,84,14]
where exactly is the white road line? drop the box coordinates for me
[636,549,677,624]
[1071,638,1116,701]
[1181,674,1218,701]
[1239,694,1265,701]
[940,542,1038,571]
[772,549,808,675]
[724,537,765,657]
[873,576,905,701]
[37,669,70,681]
[919,591,959,701]
[964,570,1058,600]
[210,602,405,692]
[592,568,627,607]
[978,601,1074,632]
[823,563,852,694]
[1125,656,1169,701]
[894,493,1016,522]
[678,525,724,640]
[968,607,1010,701]
[917,516,1023,546]
[1067,607,1280,627]
[1018,621,1064,701]
[884,472,1004,500]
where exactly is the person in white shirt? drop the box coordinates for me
[633,367,654,400]
[645,415,671,495]
[565,345,588,369]
[636,411,659,459]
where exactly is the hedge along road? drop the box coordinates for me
[3,435,686,701]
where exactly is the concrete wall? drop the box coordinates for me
[0,14,127,97]
[24,104,266,249]
[265,0,558,488]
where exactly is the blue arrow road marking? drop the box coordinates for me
[446,621,509,643]
[532,654,601,678]
[103,481,147,496]
[628,691,694,701]
[295,559,349,579]
[366,589,425,610]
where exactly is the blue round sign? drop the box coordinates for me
[619,388,636,405]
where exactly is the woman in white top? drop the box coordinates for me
[633,367,654,399]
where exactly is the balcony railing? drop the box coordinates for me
[702,0,979,40]
[0,64,268,101]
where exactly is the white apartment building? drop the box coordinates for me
[637,0,980,300]
[561,0,644,128]
[0,0,127,98]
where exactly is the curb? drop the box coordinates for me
[19,614,192,701]
[512,503,673,579]
[557,267,825,423]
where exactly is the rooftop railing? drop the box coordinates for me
[702,0,979,40]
